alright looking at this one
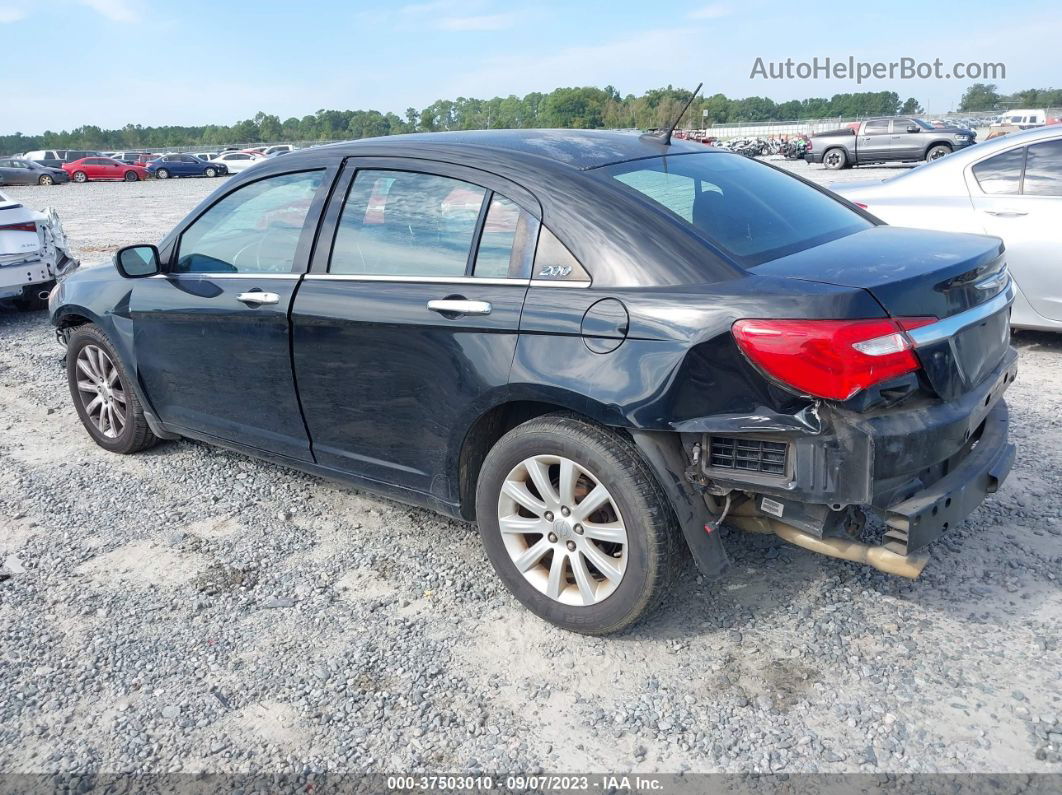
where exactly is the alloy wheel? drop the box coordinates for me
[75,344,127,439]
[39,175,54,185]
[497,454,628,607]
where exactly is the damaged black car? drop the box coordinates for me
[49,129,1016,635]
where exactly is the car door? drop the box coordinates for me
[291,159,540,499]
[891,118,923,161]
[129,164,339,458]
[857,119,892,162]
[967,138,1062,321]
[0,160,19,185]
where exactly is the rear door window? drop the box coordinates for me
[864,120,890,135]
[972,148,1025,195]
[1023,140,1062,196]
[602,153,870,267]
[330,170,485,278]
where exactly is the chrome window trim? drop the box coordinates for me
[305,274,529,287]
[529,279,591,288]
[907,279,1015,347]
[303,273,593,288]
[150,272,300,280]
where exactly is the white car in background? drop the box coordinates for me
[831,125,1062,332]
[0,189,77,310]
[208,151,265,173]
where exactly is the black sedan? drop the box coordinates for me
[49,130,1017,634]
[0,157,69,185]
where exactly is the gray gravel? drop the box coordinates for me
[1,164,1061,776]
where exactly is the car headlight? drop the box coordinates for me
[955,134,970,141]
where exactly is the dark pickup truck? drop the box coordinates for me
[806,117,976,169]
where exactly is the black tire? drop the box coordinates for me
[204,167,217,178]
[38,174,54,186]
[155,168,169,180]
[72,171,87,183]
[124,170,139,182]
[823,147,848,170]
[66,324,159,455]
[475,413,679,635]
[926,143,952,162]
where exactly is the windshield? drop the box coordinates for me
[601,153,871,267]
[912,118,935,130]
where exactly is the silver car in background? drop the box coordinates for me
[832,126,1062,332]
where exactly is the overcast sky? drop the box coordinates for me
[2,0,1060,133]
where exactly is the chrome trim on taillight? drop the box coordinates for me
[905,279,1015,347]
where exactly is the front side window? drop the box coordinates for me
[330,170,486,278]
[1023,140,1062,197]
[602,153,871,267]
[972,148,1025,195]
[175,171,323,274]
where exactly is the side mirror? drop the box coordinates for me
[907,125,920,133]
[115,244,162,278]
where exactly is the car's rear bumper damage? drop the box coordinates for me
[661,347,1017,579]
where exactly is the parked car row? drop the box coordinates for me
[2,146,299,186]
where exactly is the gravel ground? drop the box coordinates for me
[1,163,1061,777]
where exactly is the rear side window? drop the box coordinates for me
[1023,140,1062,197]
[972,148,1025,195]
[602,153,871,267]
[864,120,890,135]
[331,170,486,278]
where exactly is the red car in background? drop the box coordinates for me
[62,157,149,183]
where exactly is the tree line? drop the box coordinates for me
[2,83,1056,155]
[959,84,1062,112]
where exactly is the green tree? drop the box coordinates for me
[900,97,924,115]
[959,83,1001,111]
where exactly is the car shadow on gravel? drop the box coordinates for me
[1012,329,1062,352]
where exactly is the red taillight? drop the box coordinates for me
[732,317,936,401]
[0,222,37,233]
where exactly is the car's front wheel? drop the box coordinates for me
[67,325,159,454]
[926,144,952,162]
[475,414,678,635]
[38,174,54,185]
[124,170,140,182]
[204,167,217,177]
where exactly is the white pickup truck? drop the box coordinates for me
[0,189,77,310]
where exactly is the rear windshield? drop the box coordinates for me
[600,153,871,267]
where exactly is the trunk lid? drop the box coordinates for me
[755,226,1012,399]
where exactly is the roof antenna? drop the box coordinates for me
[642,82,703,146]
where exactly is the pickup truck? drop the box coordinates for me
[805,117,976,169]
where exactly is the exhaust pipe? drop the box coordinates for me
[771,523,929,579]
[728,512,929,578]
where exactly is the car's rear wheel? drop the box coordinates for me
[475,414,679,635]
[926,144,952,162]
[124,170,139,182]
[72,171,87,183]
[823,147,848,169]
[38,174,54,186]
[155,168,169,179]
[67,325,159,454]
